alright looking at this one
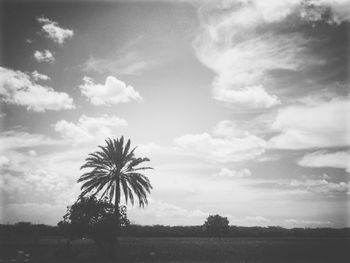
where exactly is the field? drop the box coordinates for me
[1,237,349,263]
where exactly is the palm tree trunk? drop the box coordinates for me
[114,179,120,232]
[112,178,120,258]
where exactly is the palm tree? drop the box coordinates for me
[77,136,153,234]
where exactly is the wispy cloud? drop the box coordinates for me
[298,150,350,172]
[284,218,332,227]
[82,54,158,76]
[0,67,74,112]
[0,130,60,153]
[37,16,74,44]
[81,36,158,75]
[192,0,350,108]
[174,129,266,163]
[193,2,308,108]
[269,97,350,149]
[213,168,251,178]
[290,177,350,195]
[0,156,10,168]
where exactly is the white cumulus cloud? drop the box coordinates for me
[37,16,74,44]
[54,114,128,145]
[79,76,142,106]
[0,67,74,112]
[31,71,50,81]
[33,50,55,63]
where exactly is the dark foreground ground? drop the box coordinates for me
[1,237,349,263]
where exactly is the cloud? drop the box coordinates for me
[193,2,311,108]
[28,150,37,157]
[245,215,270,223]
[1,203,66,225]
[81,36,158,75]
[290,177,350,195]
[228,215,272,227]
[306,0,350,24]
[137,142,163,155]
[0,67,75,112]
[128,199,208,225]
[54,114,128,145]
[82,54,158,76]
[193,0,350,109]
[285,218,332,227]
[33,50,55,63]
[31,71,50,81]
[212,120,245,137]
[174,131,266,163]
[214,168,251,178]
[0,130,61,155]
[1,169,67,200]
[0,155,10,168]
[0,134,83,216]
[198,0,350,26]
[213,85,281,108]
[269,97,350,149]
[298,150,350,172]
[194,29,291,108]
[0,169,79,224]
[79,76,142,106]
[37,16,73,44]
[213,116,275,137]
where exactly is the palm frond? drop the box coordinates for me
[77,136,153,211]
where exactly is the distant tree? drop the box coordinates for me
[77,137,153,255]
[58,196,130,256]
[203,214,229,237]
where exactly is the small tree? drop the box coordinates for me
[58,196,129,257]
[203,214,229,237]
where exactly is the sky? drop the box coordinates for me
[0,0,349,228]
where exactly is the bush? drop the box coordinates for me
[58,196,130,257]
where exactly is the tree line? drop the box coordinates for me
[1,222,349,239]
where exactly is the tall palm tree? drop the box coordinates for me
[77,136,153,231]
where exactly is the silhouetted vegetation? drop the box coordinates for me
[124,224,350,238]
[57,196,130,257]
[74,137,152,257]
[203,214,229,237]
[1,222,349,239]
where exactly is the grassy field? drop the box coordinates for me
[1,237,349,263]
